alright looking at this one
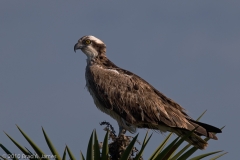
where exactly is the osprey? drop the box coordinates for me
[74,35,221,149]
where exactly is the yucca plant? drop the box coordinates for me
[1,111,227,160]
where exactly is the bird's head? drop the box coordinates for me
[74,35,106,60]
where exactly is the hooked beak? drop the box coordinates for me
[74,42,83,52]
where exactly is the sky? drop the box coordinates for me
[1,1,239,159]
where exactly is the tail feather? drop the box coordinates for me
[189,119,222,133]
[173,120,222,149]
[175,129,208,150]
[188,119,221,140]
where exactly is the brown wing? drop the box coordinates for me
[86,58,221,138]
[86,64,191,129]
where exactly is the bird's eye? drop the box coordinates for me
[84,39,91,45]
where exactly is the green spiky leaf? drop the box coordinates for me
[149,133,173,160]
[101,130,109,160]
[80,151,85,160]
[154,136,180,160]
[134,131,152,160]
[86,131,94,160]
[190,150,223,160]
[120,134,139,160]
[168,128,199,158]
[66,146,76,160]
[16,125,48,160]
[4,132,30,156]
[0,143,18,160]
[0,155,8,160]
[93,130,100,160]
[210,152,228,160]
[62,147,67,160]
[42,127,61,160]
[196,110,207,121]
[170,143,191,160]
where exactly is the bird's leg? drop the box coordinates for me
[118,125,126,137]
[118,126,124,137]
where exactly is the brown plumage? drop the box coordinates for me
[74,35,222,149]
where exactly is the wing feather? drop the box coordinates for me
[85,57,220,139]
[86,63,190,130]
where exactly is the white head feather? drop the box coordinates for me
[79,35,105,60]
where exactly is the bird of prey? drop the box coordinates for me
[74,35,221,149]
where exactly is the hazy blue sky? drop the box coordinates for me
[1,1,239,159]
